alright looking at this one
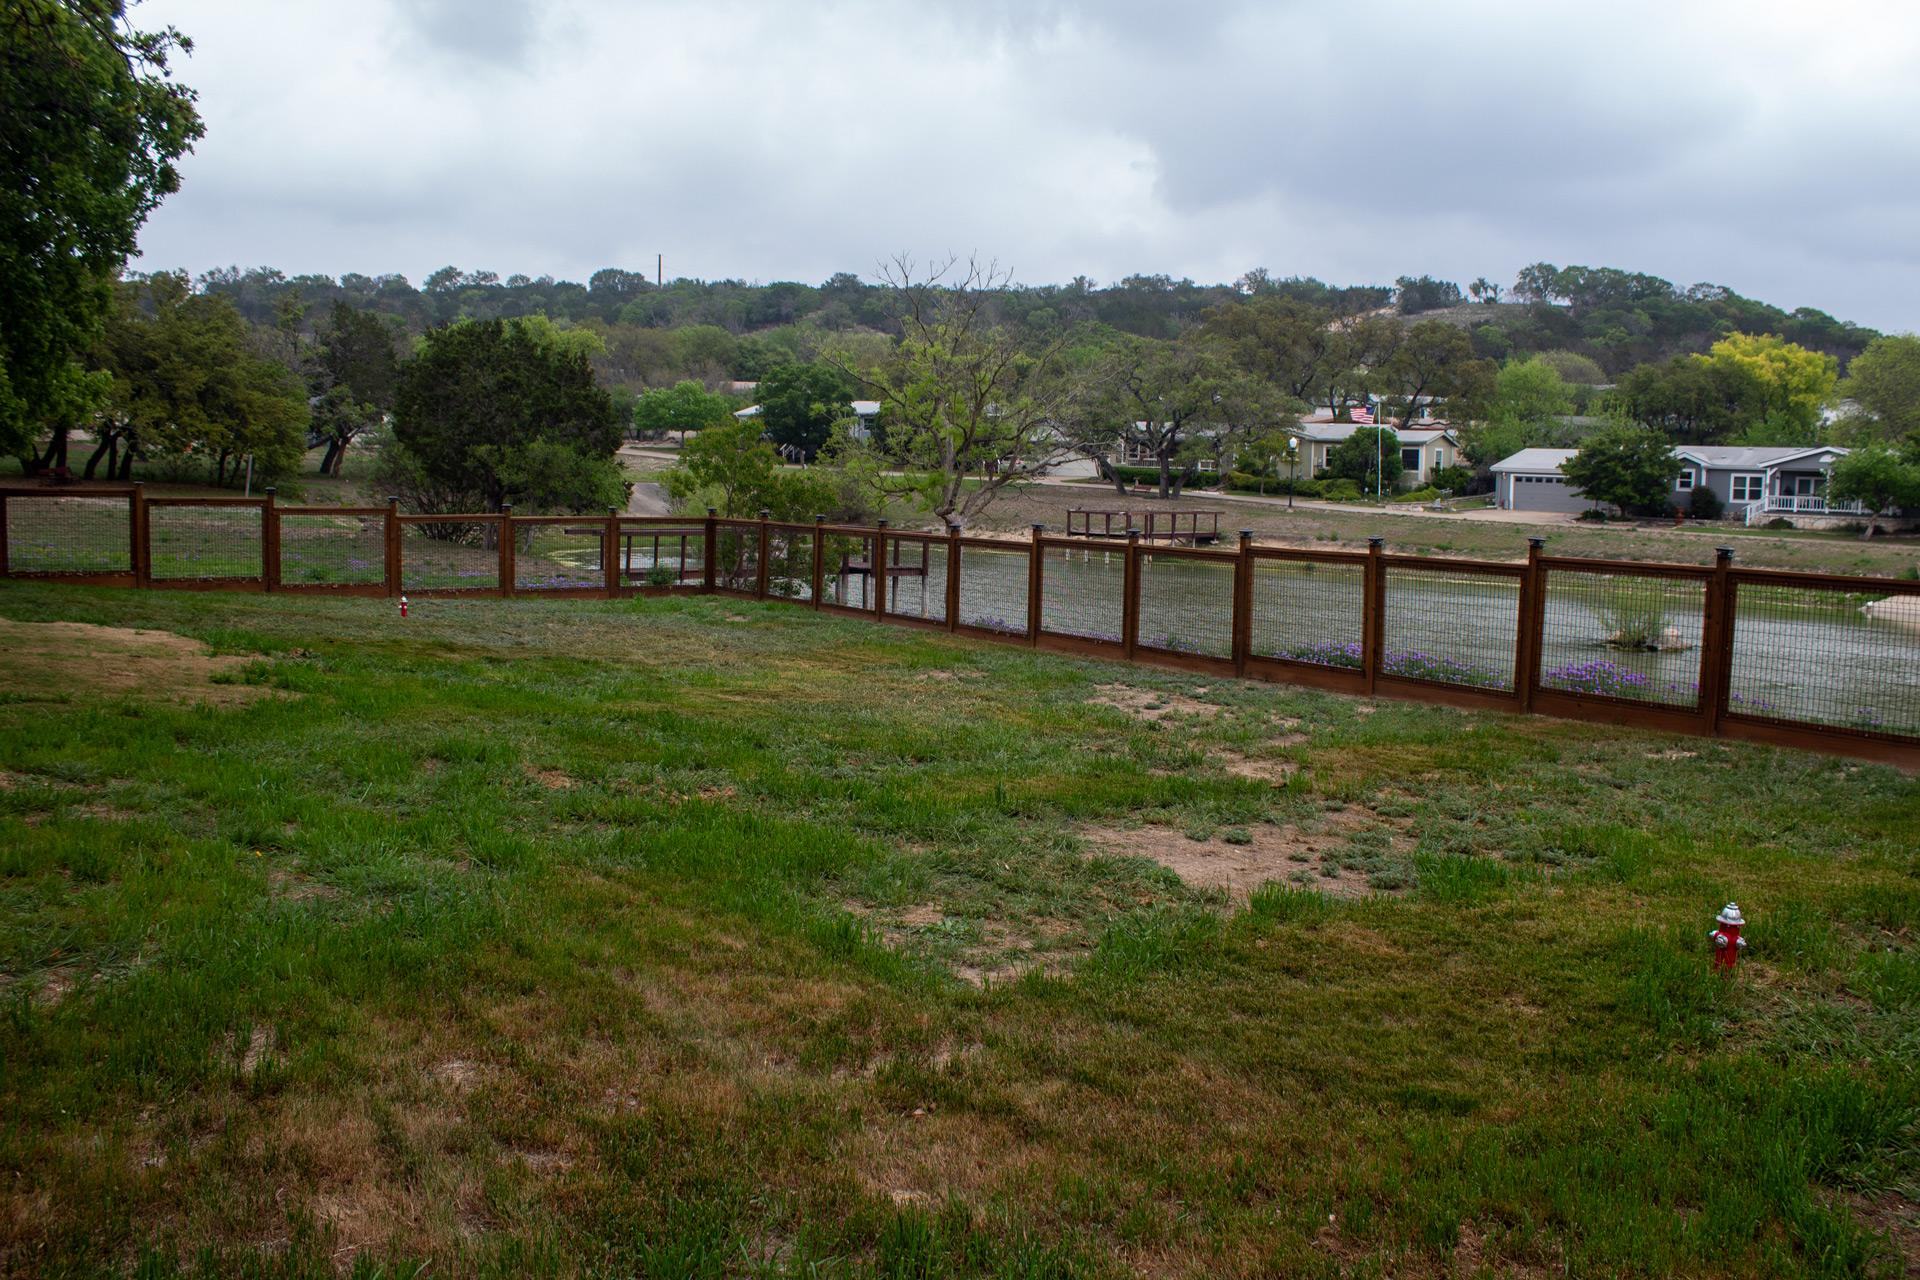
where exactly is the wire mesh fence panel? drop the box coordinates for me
[711,525,760,592]
[1538,570,1706,707]
[881,538,947,621]
[959,544,1031,636]
[1037,543,1120,642]
[402,521,500,591]
[1135,553,1234,657]
[820,532,878,609]
[765,528,816,600]
[1249,557,1366,669]
[277,513,385,585]
[614,522,706,589]
[1727,583,1920,737]
[3,495,130,574]
[148,505,262,580]
[514,523,604,591]
[1381,566,1520,691]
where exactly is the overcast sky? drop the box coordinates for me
[132,0,1920,331]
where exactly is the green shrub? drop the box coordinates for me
[1688,486,1723,519]
[1431,464,1476,493]
[1320,478,1363,503]
[1390,486,1441,504]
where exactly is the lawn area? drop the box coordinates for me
[3,581,1919,1278]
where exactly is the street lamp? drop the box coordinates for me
[1285,435,1299,510]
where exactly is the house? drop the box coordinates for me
[1491,449,1600,514]
[1292,411,1464,488]
[1670,445,1852,522]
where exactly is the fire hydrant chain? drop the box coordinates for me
[1709,902,1747,971]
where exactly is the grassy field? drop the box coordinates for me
[3,573,1920,1278]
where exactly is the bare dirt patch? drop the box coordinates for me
[1083,823,1385,902]
[1086,684,1222,722]
[1216,753,1301,786]
[0,617,268,706]
[527,767,575,790]
[268,868,338,903]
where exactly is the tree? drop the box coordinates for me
[391,318,622,515]
[1838,334,1920,444]
[1826,445,1920,539]
[1379,320,1496,425]
[1068,335,1277,500]
[313,301,404,475]
[1200,296,1342,403]
[827,257,1078,528]
[1700,333,1837,442]
[1394,276,1463,314]
[661,417,836,520]
[1322,426,1404,495]
[1,0,203,458]
[1617,356,1740,445]
[632,380,735,443]
[755,362,852,463]
[85,272,308,484]
[1560,425,1681,517]
[1467,278,1503,304]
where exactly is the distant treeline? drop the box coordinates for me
[193,262,1882,391]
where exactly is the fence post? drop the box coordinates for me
[703,507,717,593]
[385,496,401,598]
[605,505,621,597]
[132,482,149,586]
[1703,546,1736,735]
[1364,535,1385,696]
[1027,524,1045,646]
[1516,536,1545,711]
[1123,528,1142,661]
[1233,530,1254,678]
[946,523,961,631]
[499,504,515,598]
[756,509,771,601]
[812,515,826,609]
[263,488,279,592]
[873,519,888,620]
[0,492,8,578]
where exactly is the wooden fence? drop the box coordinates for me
[4,482,1918,768]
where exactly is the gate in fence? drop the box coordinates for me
[4,483,1918,767]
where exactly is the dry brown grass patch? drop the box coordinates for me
[1082,823,1388,902]
[0,616,271,705]
[1086,684,1222,722]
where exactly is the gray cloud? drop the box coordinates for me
[133,0,1920,329]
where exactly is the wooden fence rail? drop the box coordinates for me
[4,483,1918,767]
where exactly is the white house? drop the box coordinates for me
[1292,411,1464,488]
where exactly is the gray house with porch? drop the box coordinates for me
[1671,445,1854,524]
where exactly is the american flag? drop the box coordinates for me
[1351,404,1374,425]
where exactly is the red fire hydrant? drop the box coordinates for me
[399,596,409,618]
[1710,902,1747,971]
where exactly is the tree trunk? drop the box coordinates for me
[1158,452,1173,499]
[35,427,69,472]
[83,434,111,479]
[319,438,342,475]
[1097,458,1128,497]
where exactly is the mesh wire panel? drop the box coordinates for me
[4,495,130,573]
[1727,583,1920,736]
[401,522,499,591]
[1136,553,1234,657]
[614,523,705,588]
[765,528,816,601]
[821,532,878,609]
[1538,570,1706,707]
[881,538,947,621]
[1381,566,1519,691]
[1249,557,1366,669]
[277,512,385,585]
[148,505,262,579]
[711,526,761,592]
[959,544,1031,635]
[1037,544,1121,642]
[514,523,605,590]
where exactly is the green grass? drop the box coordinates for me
[2,580,1919,1277]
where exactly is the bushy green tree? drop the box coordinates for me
[632,380,735,442]
[662,418,836,519]
[313,301,404,475]
[755,362,853,462]
[391,318,622,514]
[1839,334,1920,444]
[86,272,308,485]
[1827,445,1920,539]
[1560,425,1680,517]
[1322,426,1404,495]
[1458,359,1577,466]
[2,0,203,458]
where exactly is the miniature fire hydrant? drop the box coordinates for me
[1710,902,1747,971]
[399,596,409,618]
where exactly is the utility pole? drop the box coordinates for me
[657,254,662,287]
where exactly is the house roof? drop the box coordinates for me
[1294,423,1460,446]
[1490,448,1579,474]
[1674,445,1847,469]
